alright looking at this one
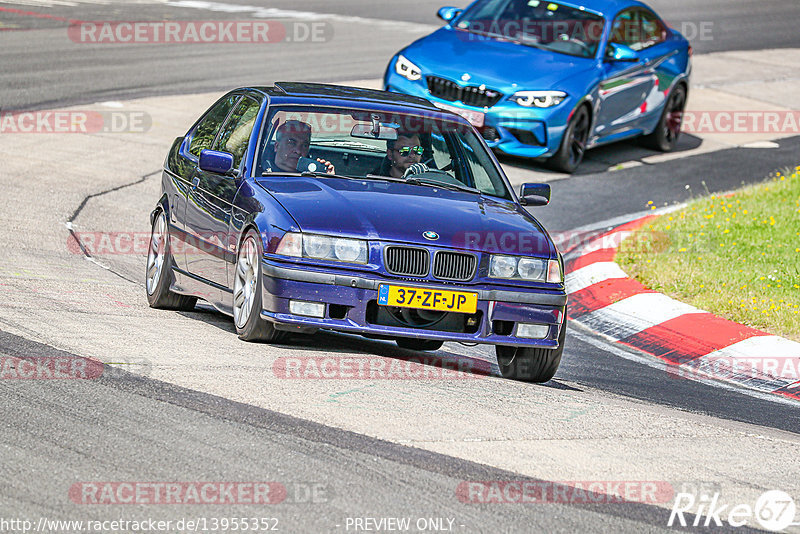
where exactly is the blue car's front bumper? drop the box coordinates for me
[260,259,567,349]
[385,73,573,159]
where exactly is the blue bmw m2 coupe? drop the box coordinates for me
[385,0,691,172]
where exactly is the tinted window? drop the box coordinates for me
[609,9,637,48]
[188,94,240,158]
[260,107,512,199]
[456,0,605,58]
[610,9,666,51]
[638,10,667,49]
[215,97,260,169]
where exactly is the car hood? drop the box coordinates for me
[403,27,596,90]
[256,176,554,257]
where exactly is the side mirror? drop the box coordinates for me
[519,183,551,206]
[199,149,234,175]
[437,6,462,22]
[606,43,639,62]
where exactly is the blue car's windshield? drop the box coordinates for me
[455,0,605,58]
[258,106,512,200]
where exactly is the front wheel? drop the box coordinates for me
[547,106,590,174]
[495,322,566,383]
[145,210,196,310]
[640,84,686,152]
[233,230,284,343]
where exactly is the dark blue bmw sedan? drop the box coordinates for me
[384,0,691,172]
[147,83,567,382]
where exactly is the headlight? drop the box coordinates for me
[304,234,333,259]
[489,255,561,283]
[395,54,422,81]
[511,91,567,108]
[489,255,517,279]
[275,233,368,264]
[518,257,546,280]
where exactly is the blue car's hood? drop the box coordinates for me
[256,176,554,257]
[404,27,596,90]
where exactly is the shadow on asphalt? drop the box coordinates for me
[496,133,704,177]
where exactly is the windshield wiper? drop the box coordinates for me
[363,174,406,182]
[405,177,481,195]
[299,171,355,180]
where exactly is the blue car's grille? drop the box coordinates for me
[385,246,429,277]
[433,251,477,282]
[426,76,503,108]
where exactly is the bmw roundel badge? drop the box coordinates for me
[423,231,439,241]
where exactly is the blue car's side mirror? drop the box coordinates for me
[199,149,235,175]
[519,183,551,206]
[437,6,462,22]
[607,43,639,62]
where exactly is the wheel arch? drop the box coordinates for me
[150,193,170,225]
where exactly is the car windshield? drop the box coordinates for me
[455,0,605,58]
[258,106,512,199]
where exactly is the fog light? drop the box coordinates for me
[516,323,550,339]
[289,300,325,318]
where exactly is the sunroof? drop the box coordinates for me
[272,82,436,108]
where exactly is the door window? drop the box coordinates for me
[609,9,666,52]
[215,97,261,169]
[188,94,240,158]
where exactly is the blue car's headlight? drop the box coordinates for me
[489,255,562,283]
[511,91,567,108]
[275,233,368,264]
[395,54,422,81]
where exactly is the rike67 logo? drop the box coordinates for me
[669,490,798,531]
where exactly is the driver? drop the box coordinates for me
[266,120,335,174]
[385,131,425,179]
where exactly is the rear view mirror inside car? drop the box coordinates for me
[350,122,398,140]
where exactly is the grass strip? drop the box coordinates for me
[617,167,800,342]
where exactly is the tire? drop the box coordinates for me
[495,322,566,383]
[146,210,197,310]
[640,84,686,152]
[395,338,444,351]
[233,229,284,343]
[547,105,590,174]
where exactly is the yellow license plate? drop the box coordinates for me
[377,284,478,314]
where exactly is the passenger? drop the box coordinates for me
[265,120,335,174]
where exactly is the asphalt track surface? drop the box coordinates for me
[2,0,800,110]
[2,1,800,532]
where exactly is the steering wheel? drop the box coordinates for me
[556,34,592,56]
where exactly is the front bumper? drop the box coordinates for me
[261,259,567,348]
[385,73,573,159]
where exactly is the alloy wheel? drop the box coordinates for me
[664,90,686,144]
[569,110,590,168]
[146,213,167,296]
[233,236,259,328]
